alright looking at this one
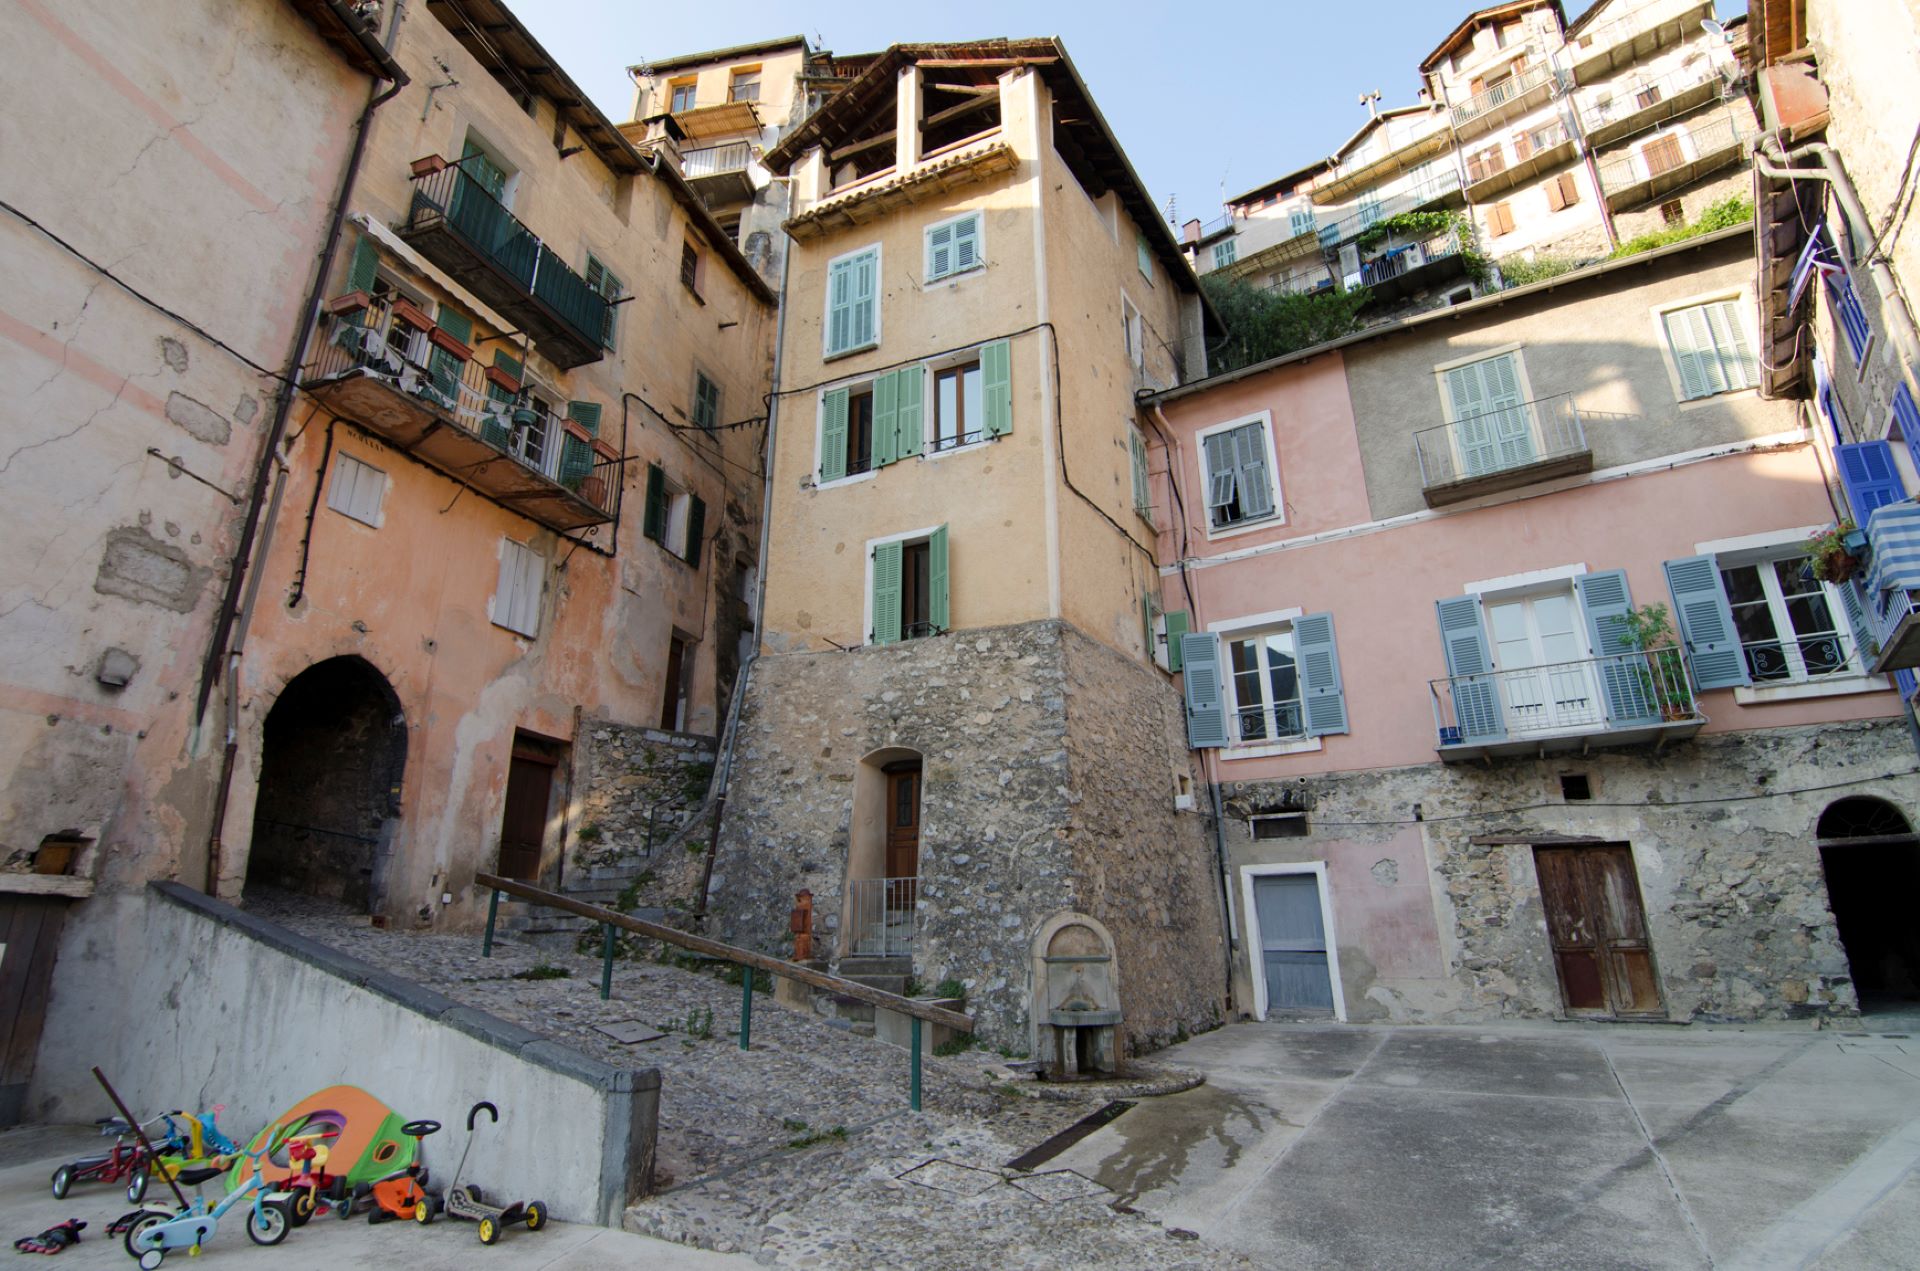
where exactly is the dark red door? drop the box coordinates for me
[884,765,920,909]
[1536,845,1664,1016]
[498,756,553,881]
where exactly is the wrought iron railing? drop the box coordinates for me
[1194,211,1235,240]
[1413,392,1591,488]
[1579,62,1722,133]
[1594,114,1752,196]
[1231,701,1306,746]
[303,305,618,514]
[1431,647,1698,746]
[1450,61,1560,130]
[1361,230,1464,287]
[1314,173,1464,249]
[402,163,608,354]
[1738,632,1860,684]
[849,877,917,956]
[682,142,753,180]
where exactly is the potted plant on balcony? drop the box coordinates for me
[1620,603,1694,721]
[1806,519,1863,583]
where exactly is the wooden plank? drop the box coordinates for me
[0,901,47,1081]
[475,872,974,1033]
[0,875,94,899]
[913,58,1058,69]
[1,902,64,1082]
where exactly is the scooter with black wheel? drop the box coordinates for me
[440,1102,548,1245]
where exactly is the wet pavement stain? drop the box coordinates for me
[1085,1083,1287,1199]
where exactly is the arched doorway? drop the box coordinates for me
[246,656,405,911]
[843,747,922,959]
[1817,796,1920,1013]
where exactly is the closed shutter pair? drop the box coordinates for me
[1180,615,1346,749]
[1662,301,1758,399]
[1545,171,1580,212]
[827,249,879,355]
[926,215,981,282]
[870,527,948,645]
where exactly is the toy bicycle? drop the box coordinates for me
[51,1113,186,1204]
[337,1119,441,1225]
[119,1133,297,1266]
[442,1102,548,1245]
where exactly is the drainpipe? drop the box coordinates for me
[201,15,409,893]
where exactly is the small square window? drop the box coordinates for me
[669,79,697,113]
[680,242,700,294]
[326,452,386,527]
[1660,198,1685,226]
[729,69,761,103]
[492,539,543,637]
[1559,773,1592,801]
[925,213,982,282]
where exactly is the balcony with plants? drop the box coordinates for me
[301,300,619,533]
[1351,210,1482,305]
[397,156,610,370]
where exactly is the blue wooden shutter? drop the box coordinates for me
[1826,271,1872,365]
[1181,631,1229,748]
[643,464,666,541]
[1837,440,1906,525]
[1165,610,1189,672]
[981,339,1012,437]
[871,541,903,645]
[897,367,924,457]
[820,389,849,483]
[928,524,949,632]
[1576,570,1659,724]
[871,369,900,467]
[1294,612,1349,736]
[1896,385,1920,482]
[1662,555,1750,689]
[1436,596,1505,742]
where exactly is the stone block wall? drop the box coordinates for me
[571,719,717,883]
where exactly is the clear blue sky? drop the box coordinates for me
[517,0,1747,224]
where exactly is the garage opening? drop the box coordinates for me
[1818,796,1920,1013]
[246,656,405,912]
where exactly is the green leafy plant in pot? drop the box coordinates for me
[1805,520,1861,584]
[1620,603,1694,720]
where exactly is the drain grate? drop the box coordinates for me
[1004,1099,1136,1172]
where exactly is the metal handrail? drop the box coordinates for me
[1430,647,1699,745]
[1361,230,1464,286]
[1230,701,1305,746]
[682,142,753,179]
[1579,61,1722,132]
[849,877,917,956]
[1594,113,1752,194]
[1413,392,1591,488]
[1450,61,1560,129]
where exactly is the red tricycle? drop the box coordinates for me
[50,1113,186,1204]
[282,1131,344,1225]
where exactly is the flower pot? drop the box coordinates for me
[326,289,371,317]
[428,327,472,360]
[1438,726,1464,747]
[577,475,607,507]
[1819,550,1859,583]
[391,298,435,331]
[409,154,449,178]
[485,365,521,393]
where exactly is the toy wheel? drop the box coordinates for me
[291,1190,316,1226]
[466,1185,484,1204]
[51,1164,72,1199]
[248,1201,291,1247]
[414,1198,433,1225]
[127,1165,150,1204]
[478,1217,499,1245]
[124,1212,168,1259]
[525,1201,548,1232]
[138,1249,166,1271]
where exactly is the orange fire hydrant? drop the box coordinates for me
[789,890,814,961]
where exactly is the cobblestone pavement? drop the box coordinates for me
[249,891,1251,1269]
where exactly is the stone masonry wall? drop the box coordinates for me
[1220,719,1920,1025]
[571,719,717,890]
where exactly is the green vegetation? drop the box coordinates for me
[660,1005,714,1039]
[511,963,570,981]
[1610,196,1752,260]
[933,1036,976,1057]
[1497,254,1585,286]
[780,1119,849,1149]
[932,977,967,1003]
[1356,210,1492,286]
[574,823,603,844]
[1201,276,1373,375]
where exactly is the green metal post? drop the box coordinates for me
[600,923,615,1001]
[739,966,754,1050]
[910,1017,923,1112]
[482,888,499,957]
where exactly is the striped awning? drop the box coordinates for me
[1864,501,1920,599]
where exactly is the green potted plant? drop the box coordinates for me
[1620,603,1694,720]
[1805,520,1862,583]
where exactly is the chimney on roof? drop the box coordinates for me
[628,113,685,172]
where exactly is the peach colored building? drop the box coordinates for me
[1150,227,1919,1026]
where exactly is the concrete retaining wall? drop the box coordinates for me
[28,884,656,1225]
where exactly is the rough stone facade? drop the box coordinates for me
[707,620,1227,1051]
[570,719,717,886]
[1219,719,1920,1025]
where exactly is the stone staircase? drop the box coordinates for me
[822,954,913,1034]
[495,861,662,953]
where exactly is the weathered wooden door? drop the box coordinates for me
[498,755,554,881]
[1535,844,1664,1016]
[884,765,920,909]
[1253,874,1335,1013]
[0,896,69,1127]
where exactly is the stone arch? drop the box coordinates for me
[1028,911,1123,1073]
[840,746,923,958]
[1816,794,1920,1011]
[1816,795,1913,841]
[244,655,406,912]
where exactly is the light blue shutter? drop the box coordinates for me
[896,367,924,457]
[826,256,854,354]
[1205,432,1237,513]
[981,339,1012,437]
[926,221,954,281]
[1181,631,1228,748]
[851,249,877,348]
[1445,361,1498,476]
[1837,440,1906,525]
[871,370,900,467]
[1577,570,1659,724]
[1234,423,1274,519]
[928,525,949,632]
[1706,300,1758,391]
[1137,234,1152,279]
[1165,611,1189,672]
[1664,306,1721,400]
[1436,596,1505,742]
[952,214,981,272]
[1663,556,1750,689]
[1294,612,1349,736]
[820,389,849,482]
[1836,577,1881,667]
[871,541,903,645]
[1481,353,1534,469]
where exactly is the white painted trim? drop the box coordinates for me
[861,522,946,645]
[1432,341,1527,377]
[1648,287,1758,403]
[811,470,877,493]
[822,241,883,361]
[1195,410,1285,540]
[1239,861,1346,1023]
[1160,429,1813,576]
[1695,526,1827,557]
[1208,606,1304,634]
[1465,562,1587,595]
[1223,737,1323,761]
[922,209,985,286]
[1735,673,1893,706]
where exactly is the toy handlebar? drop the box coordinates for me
[466,1102,498,1132]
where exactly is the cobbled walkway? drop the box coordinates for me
[249,890,1250,1269]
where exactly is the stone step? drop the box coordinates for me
[836,955,911,977]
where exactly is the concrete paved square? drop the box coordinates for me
[1051,1020,1920,1270]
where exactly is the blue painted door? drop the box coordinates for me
[1254,875,1334,1013]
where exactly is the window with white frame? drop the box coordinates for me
[1289,206,1317,237]
[825,246,880,357]
[1720,554,1857,683]
[1201,416,1279,531]
[326,452,387,527]
[492,538,543,637]
[931,358,982,452]
[1212,237,1237,269]
[925,213,982,282]
[1227,627,1306,744]
[1122,295,1145,369]
[1661,299,1758,400]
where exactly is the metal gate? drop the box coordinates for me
[1253,874,1334,1013]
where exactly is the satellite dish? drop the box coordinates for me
[1701,17,1733,44]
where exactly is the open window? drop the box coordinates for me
[869,526,949,645]
[643,464,706,568]
[1198,413,1281,533]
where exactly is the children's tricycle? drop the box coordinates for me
[442,1102,548,1245]
[51,1113,185,1204]
[338,1119,441,1225]
[118,1136,296,1267]
[281,1131,343,1225]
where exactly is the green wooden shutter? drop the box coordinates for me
[434,308,473,345]
[494,351,524,382]
[952,215,981,272]
[896,367,924,457]
[851,249,877,348]
[1576,570,1659,724]
[1436,596,1504,742]
[684,495,706,568]
[1295,611,1349,736]
[926,221,954,280]
[560,397,597,488]
[1166,610,1189,672]
[871,541,904,645]
[826,257,854,354]
[819,388,849,482]
[643,463,666,541]
[1181,631,1228,748]
[426,347,464,411]
[567,400,601,436]
[1130,427,1152,520]
[1136,234,1152,279]
[346,234,379,298]
[981,339,1012,437]
[928,525,949,632]
[1663,555,1751,689]
[480,382,513,446]
[871,369,900,467]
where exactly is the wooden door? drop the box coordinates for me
[1535,845,1664,1016]
[498,756,554,881]
[884,765,920,909]
[0,896,69,1127]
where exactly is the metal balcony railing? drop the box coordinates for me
[1314,173,1464,249]
[1594,113,1752,199]
[402,163,609,365]
[1231,701,1305,746]
[1431,647,1699,748]
[1737,631,1860,684]
[682,142,754,180]
[1414,392,1591,489]
[1195,211,1236,240]
[1361,230,1464,287]
[849,877,917,956]
[1580,62,1722,136]
[1450,62,1560,131]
